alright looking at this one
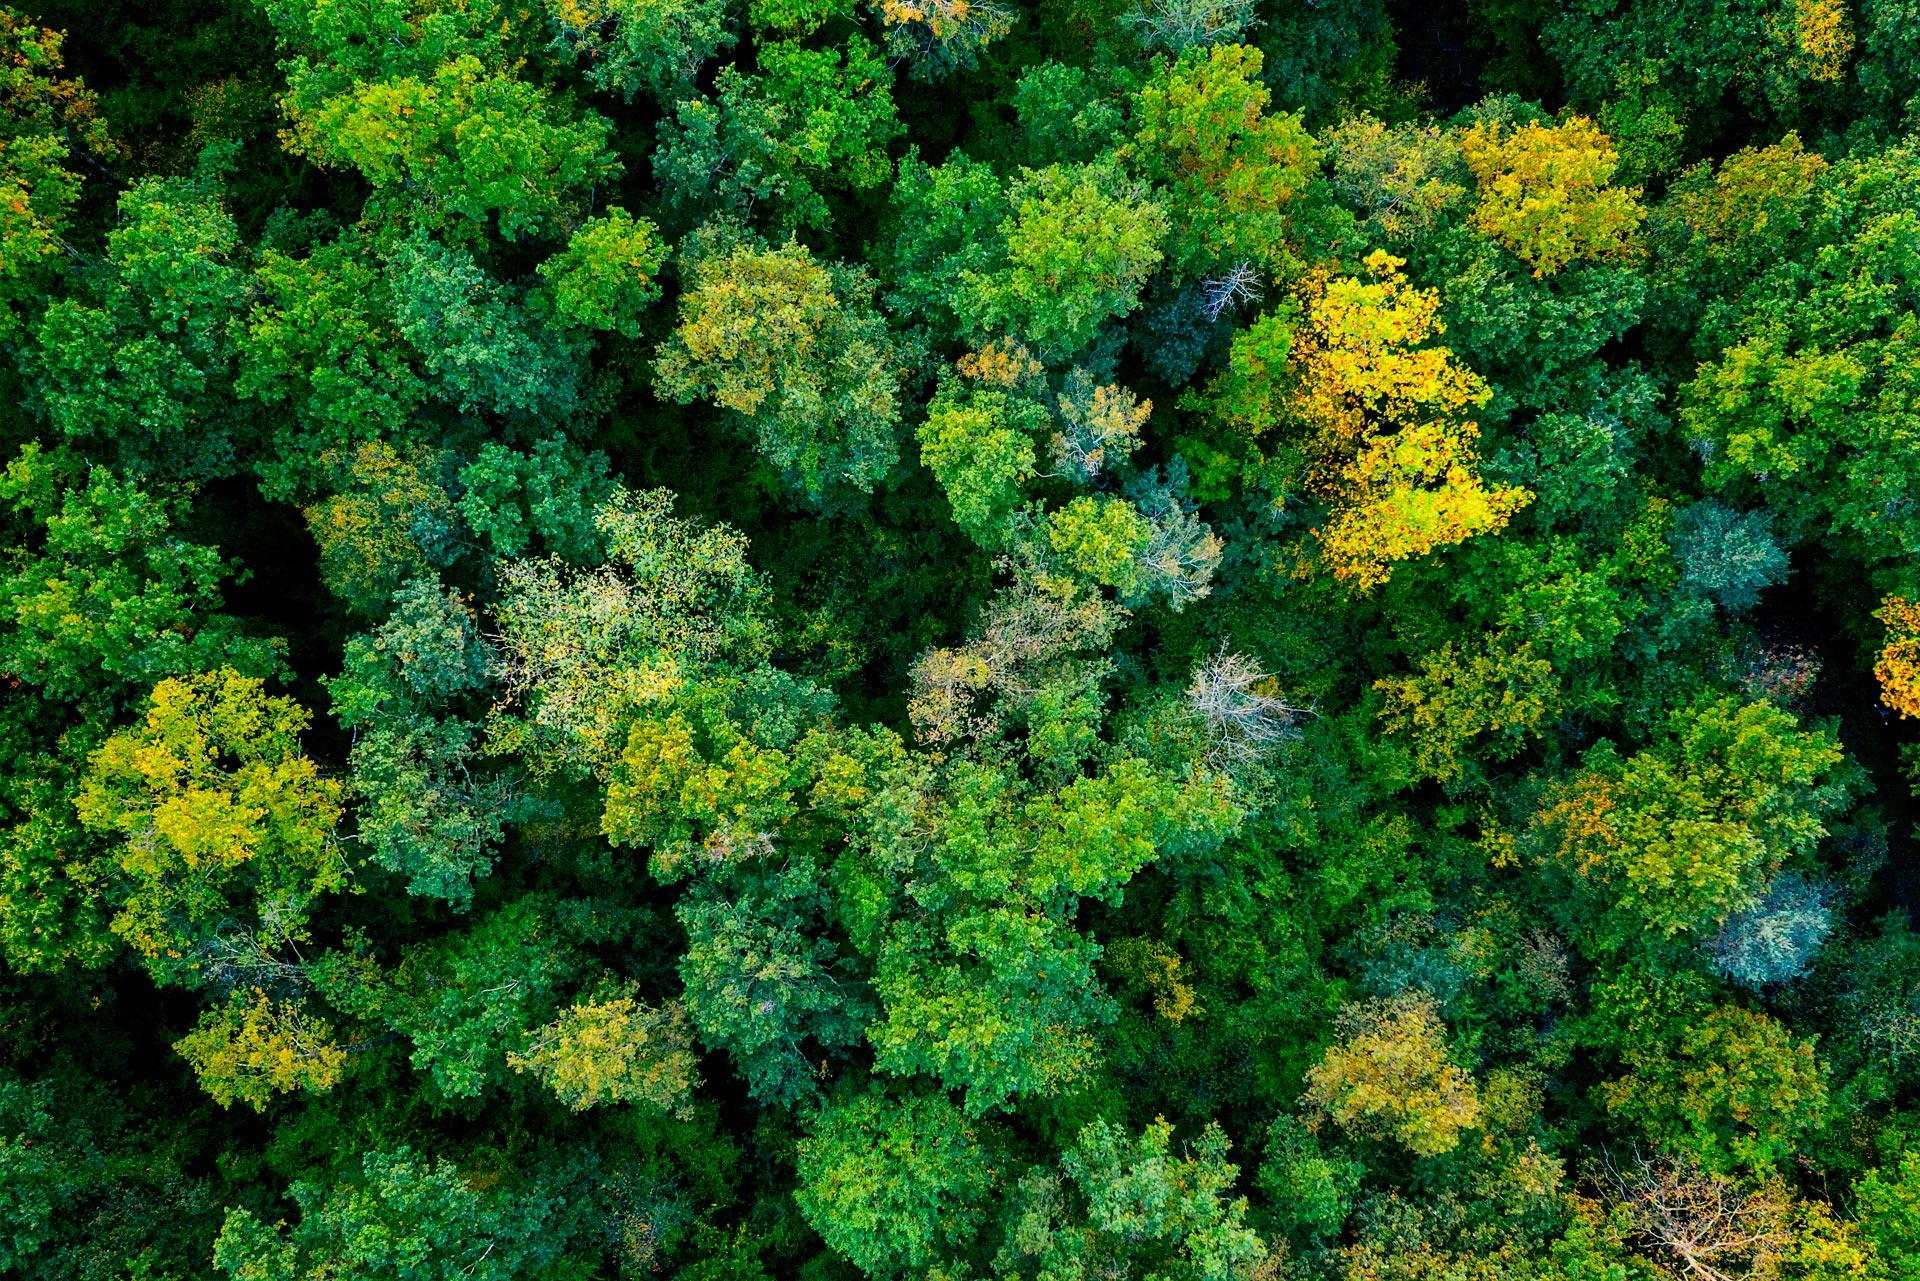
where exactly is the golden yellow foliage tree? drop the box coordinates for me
[1769,0,1854,82]
[1303,994,1483,1156]
[75,670,346,983]
[509,984,700,1114]
[175,988,347,1111]
[1874,596,1920,719]
[1459,117,1645,276]
[1286,251,1531,591]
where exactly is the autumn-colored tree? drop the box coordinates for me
[175,988,347,1111]
[1303,994,1483,1156]
[1459,116,1645,276]
[1874,596,1920,718]
[508,984,698,1114]
[75,670,345,985]
[1254,250,1531,590]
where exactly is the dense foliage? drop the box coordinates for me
[2,0,1920,1276]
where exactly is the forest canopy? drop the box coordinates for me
[3,0,1920,1278]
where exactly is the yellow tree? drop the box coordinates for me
[75,670,346,984]
[1875,596,1920,719]
[175,988,347,1111]
[509,984,699,1114]
[1303,994,1483,1157]
[1459,116,1645,277]
[1284,250,1531,591]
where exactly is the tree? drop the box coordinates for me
[174,988,347,1112]
[536,206,666,339]
[1375,629,1559,782]
[1527,698,1851,942]
[1605,1152,1793,1281]
[213,1147,560,1281]
[918,383,1041,549]
[327,577,512,909]
[993,1117,1268,1281]
[1322,114,1468,243]
[652,37,900,234]
[1234,250,1532,590]
[489,486,772,779]
[794,1087,994,1276]
[543,0,734,103]
[386,231,586,420]
[1874,595,1920,718]
[1458,116,1645,276]
[675,859,869,1105]
[875,0,1016,79]
[508,985,698,1114]
[655,239,902,508]
[1671,501,1789,611]
[1128,44,1320,278]
[27,176,247,481]
[0,443,277,702]
[1302,994,1483,1156]
[1675,142,1920,589]
[1124,0,1258,53]
[234,230,431,501]
[456,436,613,563]
[1601,1004,1827,1176]
[339,894,592,1100]
[74,670,345,985]
[0,9,113,339]
[303,441,458,617]
[272,8,619,241]
[1856,1151,1920,1281]
[959,159,1169,358]
[1702,870,1834,989]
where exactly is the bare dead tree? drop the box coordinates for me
[1187,647,1309,768]
[1200,261,1262,322]
[1604,1151,1791,1281]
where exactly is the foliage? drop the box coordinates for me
[656,239,902,508]
[2,6,1915,1279]
[1459,117,1645,276]
[1302,994,1483,1156]
[75,669,345,985]
[508,986,699,1114]
[794,1087,994,1274]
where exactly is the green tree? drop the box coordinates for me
[269,2,619,241]
[327,577,512,909]
[960,159,1169,358]
[794,1087,994,1275]
[993,1117,1268,1281]
[214,1147,561,1281]
[543,0,734,103]
[1527,697,1853,943]
[1128,44,1320,277]
[0,443,276,701]
[652,37,900,234]
[536,206,667,339]
[0,9,113,339]
[27,176,247,480]
[656,239,902,508]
